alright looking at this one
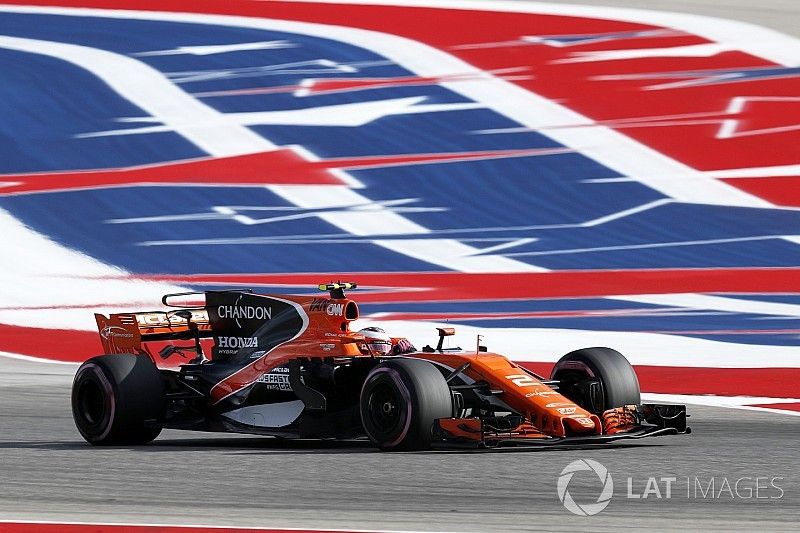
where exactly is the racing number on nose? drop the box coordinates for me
[505,374,538,387]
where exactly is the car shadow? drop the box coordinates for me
[425,442,663,454]
[0,437,664,455]
[0,440,90,451]
[0,437,375,454]
[151,436,376,454]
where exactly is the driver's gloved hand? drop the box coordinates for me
[392,338,416,354]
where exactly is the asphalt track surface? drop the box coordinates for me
[1,1,799,532]
[1,356,798,532]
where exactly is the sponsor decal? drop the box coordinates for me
[320,343,336,351]
[217,305,273,322]
[326,303,344,316]
[217,336,258,349]
[256,366,293,391]
[546,402,577,408]
[309,298,330,312]
[524,388,559,397]
[310,298,344,316]
[135,310,208,327]
[308,298,344,316]
[99,325,134,340]
[556,407,577,415]
[505,374,539,387]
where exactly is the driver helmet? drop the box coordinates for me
[358,326,392,355]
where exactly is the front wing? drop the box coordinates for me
[432,403,690,448]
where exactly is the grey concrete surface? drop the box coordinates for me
[0,357,797,531]
[491,0,800,37]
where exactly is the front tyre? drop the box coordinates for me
[551,347,641,414]
[72,354,165,445]
[360,358,452,451]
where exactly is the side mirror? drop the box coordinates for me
[435,327,455,351]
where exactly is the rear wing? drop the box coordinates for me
[94,290,241,355]
[95,309,212,354]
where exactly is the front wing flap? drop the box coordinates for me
[431,403,690,448]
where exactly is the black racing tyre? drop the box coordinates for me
[360,358,452,451]
[72,354,165,445]
[551,347,640,414]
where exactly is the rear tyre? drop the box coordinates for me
[551,347,640,414]
[360,358,452,451]
[72,354,165,445]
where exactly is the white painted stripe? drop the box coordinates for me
[617,293,800,318]
[581,199,674,226]
[0,351,80,366]
[554,43,735,63]
[505,235,799,257]
[730,405,800,417]
[708,164,800,178]
[642,393,800,417]
[586,164,800,183]
[642,392,800,407]
[135,40,297,56]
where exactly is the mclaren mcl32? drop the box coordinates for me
[72,283,690,450]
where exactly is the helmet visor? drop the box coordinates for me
[367,340,392,355]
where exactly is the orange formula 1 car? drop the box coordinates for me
[72,283,690,450]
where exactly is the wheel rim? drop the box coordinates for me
[366,381,404,434]
[77,379,106,427]
[73,364,116,441]
[77,377,106,427]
